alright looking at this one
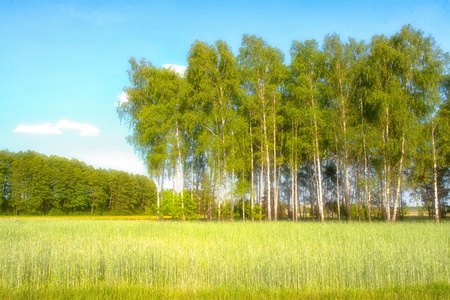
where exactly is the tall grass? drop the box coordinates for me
[0,219,449,298]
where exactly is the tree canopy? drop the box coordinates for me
[117,25,449,222]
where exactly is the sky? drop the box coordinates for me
[1,0,449,176]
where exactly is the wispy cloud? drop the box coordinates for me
[162,64,187,76]
[13,120,100,137]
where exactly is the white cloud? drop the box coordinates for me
[13,120,100,137]
[56,120,100,137]
[13,123,62,135]
[116,92,129,106]
[162,64,187,76]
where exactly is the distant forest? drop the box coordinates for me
[118,25,450,222]
[0,150,156,216]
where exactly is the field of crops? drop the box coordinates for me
[0,218,449,299]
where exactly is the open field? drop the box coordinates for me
[0,219,449,299]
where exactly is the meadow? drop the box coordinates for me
[0,218,449,299]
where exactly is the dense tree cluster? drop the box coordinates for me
[0,150,156,215]
[120,25,450,222]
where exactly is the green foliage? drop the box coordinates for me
[0,150,157,216]
[116,25,449,222]
[159,190,199,219]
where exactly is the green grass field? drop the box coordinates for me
[0,218,449,299]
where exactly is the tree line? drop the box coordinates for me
[118,25,450,223]
[0,150,157,215]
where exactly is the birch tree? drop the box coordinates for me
[323,34,361,219]
[367,35,403,221]
[119,59,188,219]
[186,40,240,220]
[289,40,327,223]
[238,35,285,221]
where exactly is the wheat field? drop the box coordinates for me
[0,218,449,299]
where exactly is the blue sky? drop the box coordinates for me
[1,0,449,175]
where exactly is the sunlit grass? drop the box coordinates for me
[0,215,165,220]
[0,219,449,298]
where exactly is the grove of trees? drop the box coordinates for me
[118,25,450,222]
[0,150,156,216]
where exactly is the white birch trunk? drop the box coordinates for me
[334,121,344,220]
[361,97,371,222]
[222,117,227,221]
[263,110,271,221]
[432,123,440,223]
[342,105,351,220]
[250,116,255,221]
[294,153,298,222]
[156,167,161,220]
[230,167,234,221]
[191,136,194,212]
[343,141,351,220]
[217,151,222,221]
[259,164,263,221]
[291,144,295,221]
[335,151,341,221]
[384,107,391,221]
[273,94,277,221]
[175,120,184,221]
[231,161,235,222]
[172,163,176,200]
[312,100,324,223]
[294,124,299,222]
[392,134,405,222]
[223,152,227,220]
[259,126,264,221]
